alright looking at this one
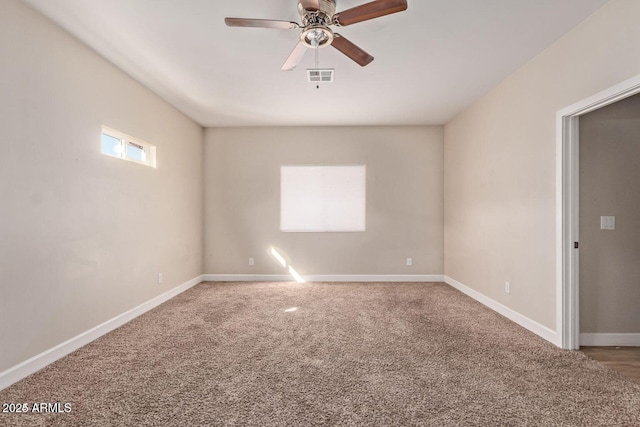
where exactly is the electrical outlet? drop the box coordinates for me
[406,257,413,266]
[158,273,163,284]
[505,281,511,294]
[249,257,255,266]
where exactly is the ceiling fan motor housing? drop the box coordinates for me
[298,0,336,26]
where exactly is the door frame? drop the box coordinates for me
[556,74,640,350]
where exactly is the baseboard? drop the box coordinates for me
[444,276,558,345]
[580,333,640,346]
[203,274,445,283]
[0,275,204,392]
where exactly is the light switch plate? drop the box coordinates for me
[600,216,615,230]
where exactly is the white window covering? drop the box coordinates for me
[280,165,366,232]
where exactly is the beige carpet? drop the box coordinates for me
[1,281,639,426]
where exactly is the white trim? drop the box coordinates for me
[203,274,444,283]
[306,275,444,282]
[580,333,640,347]
[556,114,581,350]
[445,276,558,345]
[0,275,203,392]
[204,274,295,282]
[557,73,640,350]
[557,74,640,119]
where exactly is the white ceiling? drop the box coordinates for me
[23,0,609,127]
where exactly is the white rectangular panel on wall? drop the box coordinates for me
[281,165,366,232]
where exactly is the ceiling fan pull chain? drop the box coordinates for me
[315,41,320,89]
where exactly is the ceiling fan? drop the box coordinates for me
[225,0,408,71]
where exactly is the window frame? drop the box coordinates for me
[101,126,156,168]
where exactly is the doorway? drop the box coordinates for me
[557,74,640,350]
[578,94,640,346]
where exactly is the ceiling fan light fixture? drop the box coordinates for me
[301,26,334,48]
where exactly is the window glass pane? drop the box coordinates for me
[126,143,147,162]
[101,133,122,157]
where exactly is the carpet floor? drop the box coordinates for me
[1,281,639,426]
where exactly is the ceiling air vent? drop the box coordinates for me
[307,69,334,83]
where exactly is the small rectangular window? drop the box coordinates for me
[101,126,156,168]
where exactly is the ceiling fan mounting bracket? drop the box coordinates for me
[298,0,336,21]
[298,0,336,27]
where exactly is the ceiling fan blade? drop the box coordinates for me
[225,18,300,30]
[335,0,407,26]
[282,41,308,71]
[299,0,321,11]
[331,34,374,67]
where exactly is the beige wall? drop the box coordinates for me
[579,94,640,333]
[204,126,443,276]
[0,0,203,372]
[444,0,640,330]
